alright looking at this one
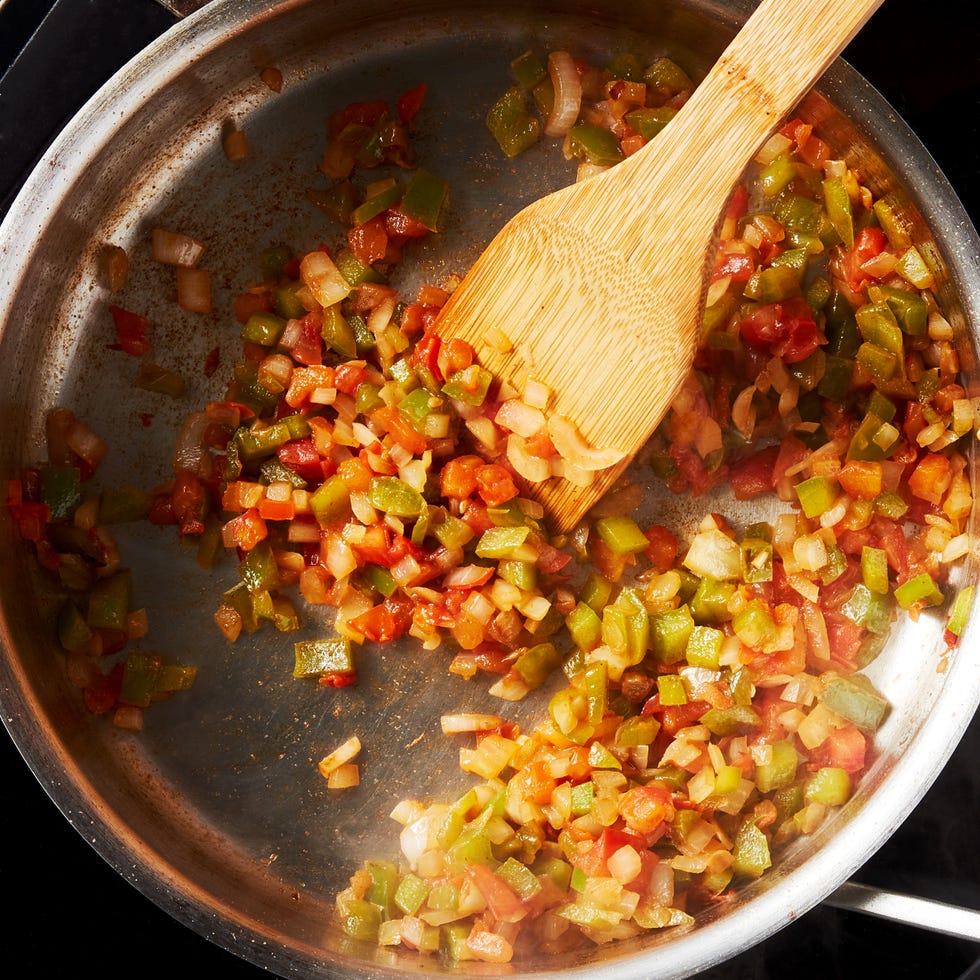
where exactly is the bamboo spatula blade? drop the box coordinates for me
[434,0,885,532]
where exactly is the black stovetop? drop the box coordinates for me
[1,0,978,977]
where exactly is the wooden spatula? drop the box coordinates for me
[433,0,884,532]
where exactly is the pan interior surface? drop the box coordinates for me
[0,1,977,978]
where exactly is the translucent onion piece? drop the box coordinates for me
[300,249,351,308]
[176,266,212,313]
[173,410,212,477]
[317,735,362,776]
[544,51,582,137]
[440,713,505,735]
[547,414,625,471]
[151,227,206,268]
[507,433,552,483]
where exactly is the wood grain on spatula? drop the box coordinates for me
[433,0,884,532]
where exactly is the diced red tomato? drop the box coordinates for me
[729,445,781,500]
[644,524,678,571]
[107,305,150,357]
[440,455,482,499]
[334,362,368,395]
[278,438,327,483]
[318,671,358,689]
[171,469,208,536]
[396,82,426,127]
[738,296,821,363]
[349,596,414,643]
[348,214,389,266]
[617,784,675,835]
[463,864,526,923]
[369,405,429,455]
[474,464,519,507]
[411,331,443,382]
[807,723,866,773]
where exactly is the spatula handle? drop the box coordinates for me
[618,0,885,239]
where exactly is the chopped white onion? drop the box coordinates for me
[151,227,206,268]
[173,411,212,477]
[547,414,624,472]
[300,250,351,308]
[544,51,582,137]
[506,433,552,483]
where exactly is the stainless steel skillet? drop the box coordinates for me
[1,0,979,977]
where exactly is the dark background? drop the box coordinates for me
[1,0,978,977]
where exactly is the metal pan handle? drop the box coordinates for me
[827,881,980,943]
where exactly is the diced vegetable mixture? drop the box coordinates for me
[6,42,977,963]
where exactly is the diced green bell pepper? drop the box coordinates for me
[497,857,542,900]
[657,674,687,706]
[58,599,93,653]
[643,56,693,97]
[476,525,531,559]
[870,283,928,335]
[511,50,547,88]
[648,604,694,665]
[946,586,976,638]
[624,106,676,140]
[894,572,944,610]
[861,546,890,595]
[822,176,854,249]
[614,714,660,748]
[442,365,493,406]
[699,705,760,737]
[87,569,132,631]
[309,473,351,527]
[795,475,839,519]
[840,582,893,634]
[119,648,163,708]
[514,641,562,689]
[321,304,358,358]
[241,311,286,347]
[338,896,382,942]
[805,766,851,806]
[394,872,429,915]
[293,637,355,678]
[731,599,779,651]
[594,515,649,556]
[685,624,725,668]
[567,124,623,166]
[486,86,540,158]
[754,739,798,792]
[732,818,772,878]
[847,410,900,461]
[690,577,737,622]
[41,465,81,522]
[602,587,650,666]
[400,169,448,232]
[370,476,426,518]
[820,673,888,730]
[238,540,280,593]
